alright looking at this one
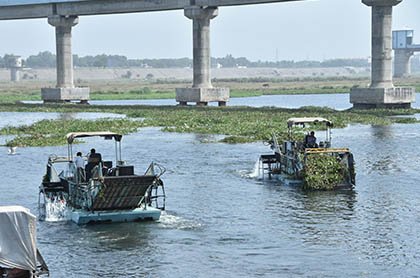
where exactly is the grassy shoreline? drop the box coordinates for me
[1,102,419,147]
[0,77,418,103]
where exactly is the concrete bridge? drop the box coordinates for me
[0,0,416,108]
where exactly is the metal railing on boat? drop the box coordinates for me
[305,148,350,154]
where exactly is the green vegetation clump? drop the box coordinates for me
[0,102,419,147]
[302,154,348,190]
[392,117,418,124]
[1,118,144,147]
[5,134,64,147]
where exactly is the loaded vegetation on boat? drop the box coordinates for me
[302,154,352,190]
[0,102,419,147]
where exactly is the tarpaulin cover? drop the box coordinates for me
[0,206,37,271]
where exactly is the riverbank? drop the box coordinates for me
[1,102,418,147]
[0,76,419,103]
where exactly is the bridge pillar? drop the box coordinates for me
[176,6,229,106]
[10,68,20,82]
[350,0,415,109]
[394,49,413,77]
[5,55,23,82]
[42,15,89,104]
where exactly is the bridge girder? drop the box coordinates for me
[0,0,302,20]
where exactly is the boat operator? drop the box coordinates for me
[88,148,102,164]
[304,131,318,148]
[85,149,102,180]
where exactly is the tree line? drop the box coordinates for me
[0,51,418,71]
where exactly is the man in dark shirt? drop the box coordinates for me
[86,148,102,180]
[304,131,317,148]
[88,148,102,164]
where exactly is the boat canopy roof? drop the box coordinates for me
[66,132,123,144]
[0,206,37,271]
[287,117,333,128]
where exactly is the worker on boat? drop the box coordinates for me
[88,148,102,164]
[86,149,102,180]
[73,152,85,182]
[304,131,318,148]
[74,152,85,168]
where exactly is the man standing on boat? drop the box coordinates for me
[74,152,84,168]
[74,152,85,182]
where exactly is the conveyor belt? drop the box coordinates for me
[91,175,157,211]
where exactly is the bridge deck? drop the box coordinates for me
[0,0,302,20]
[408,45,420,52]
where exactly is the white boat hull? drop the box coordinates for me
[70,206,161,225]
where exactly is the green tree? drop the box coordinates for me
[26,51,56,68]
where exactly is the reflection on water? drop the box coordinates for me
[365,125,404,175]
[366,155,402,174]
[371,124,394,140]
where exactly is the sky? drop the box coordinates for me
[0,0,419,61]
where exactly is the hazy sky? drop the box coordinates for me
[0,0,419,61]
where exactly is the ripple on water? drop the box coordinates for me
[157,211,202,230]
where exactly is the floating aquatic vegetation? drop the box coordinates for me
[1,118,144,147]
[5,134,64,147]
[391,117,419,124]
[218,136,255,144]
[0,102,419,147]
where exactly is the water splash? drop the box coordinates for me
[43,196,69,222]
[248,158,262,179]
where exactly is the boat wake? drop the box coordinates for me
[240,158,263,179]
[158,211,202,230]
[41,196,69,222]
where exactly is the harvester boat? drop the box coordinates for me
[39,132,166,225]
[259,118,356,190]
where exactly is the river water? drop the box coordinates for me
[1,94,420,277]
[24,92,420,110]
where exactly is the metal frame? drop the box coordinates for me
[287,117,333,146]
[65,132,123,164]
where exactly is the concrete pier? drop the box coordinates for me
[350,0,415,109]
[42,15,89,103]
[10,68,20,82]
[176,6,229,106]
[6,55,22,82]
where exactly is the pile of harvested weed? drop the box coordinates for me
[302,154,348,190]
